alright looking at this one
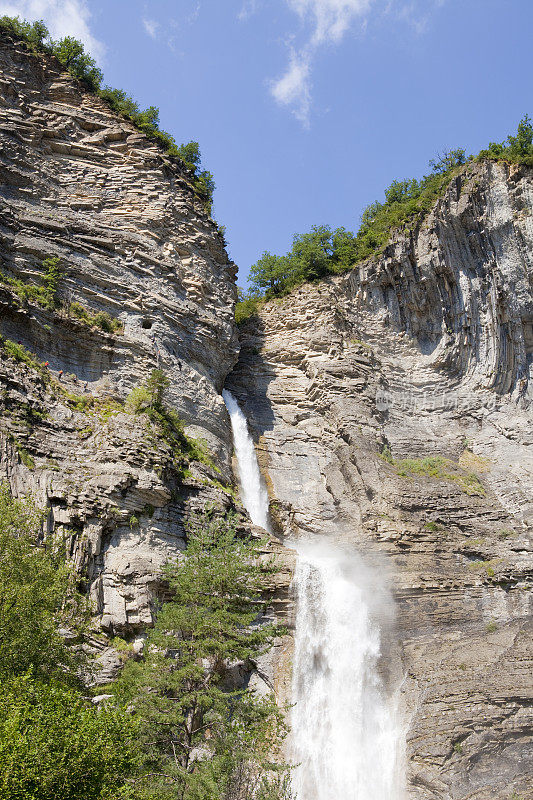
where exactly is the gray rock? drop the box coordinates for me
[228,160,533,800]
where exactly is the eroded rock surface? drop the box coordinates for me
[228,160,533,799]
[0,32,243,649]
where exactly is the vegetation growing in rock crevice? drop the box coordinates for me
[0,347,217,478]
[127,369,220,474]
[0,257,62,311]
[379,450,485,496]
[237,117,533,323]
[0,15,215,214]
[0,258,123,333]
[68,301,123,334]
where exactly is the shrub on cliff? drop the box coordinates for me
[51,35,103,90]
[0,15,48,47]
[115,509,291,800]
[478,114,533,167]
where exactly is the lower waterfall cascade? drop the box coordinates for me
[223,390,404,799]
[290,540,403,800]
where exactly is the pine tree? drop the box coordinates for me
[116,509,291,800]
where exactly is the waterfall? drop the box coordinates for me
[223,389,402,799]
[290,539,403,800]
[222,389,271,531]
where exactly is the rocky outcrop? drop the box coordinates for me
[0,31,244,651]
[228,160,533,799]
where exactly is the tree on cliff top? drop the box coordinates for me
[239,117,531,313]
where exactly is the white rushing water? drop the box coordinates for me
[222,389,271,531]
[223,388,402,799]
[290,539,403,800]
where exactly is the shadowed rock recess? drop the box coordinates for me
[0,31,531,799]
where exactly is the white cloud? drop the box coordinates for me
[142,17,159,39]
[291,0,372,45]
[271,0,372,124]
[238,0,259,21]
[0,0,104,59]
[270,49,311,125]
[270,0,444,124]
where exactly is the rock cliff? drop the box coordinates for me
[0,31,246,670]
[228,160,533,799]
[0,31,531,798]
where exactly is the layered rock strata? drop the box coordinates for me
[228,160,533,800]
[0,32,248,660]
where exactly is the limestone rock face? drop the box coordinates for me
[228,161,533,799]
[0,32,241,645]
[0,32,239,454]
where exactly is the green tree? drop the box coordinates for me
[0,673,137,800]
[145,368,171,408]
[429,147,467,174]
[0,485,87,681]
[0,485,138,799]
[51,36,103,89]
[42,256,62,309]
[0,15,49,46]
[249,251,292,296]
[331,226,358,271]
[116,510,290,800]
[290,225,334,283]
[177,141,202,170]
[175,142,216,213]
[99,86,141,118]
[384,178,420,204]
[506,114,533,157]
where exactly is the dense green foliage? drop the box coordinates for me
[236,118,532,323]
[115,509,291,800]
[0,486,137,799]
[478,114,533,166]
[0,485,85,681]
[0,674,137,800]
[0,15,215,211]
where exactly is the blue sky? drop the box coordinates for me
[1,0,532,285]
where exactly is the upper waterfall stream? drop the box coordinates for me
[223,389,403,799]
[222,389,271,531]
